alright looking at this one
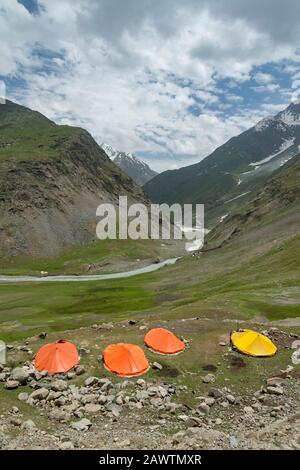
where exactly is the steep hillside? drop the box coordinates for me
[101,143,158,185]
[144,102,300,212]
[206,153,300,249]
[0,101,149,259]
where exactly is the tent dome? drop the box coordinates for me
[103,343,149,377]
[34,340,79,374]
[231,329,277,357]
[144,328,185,355]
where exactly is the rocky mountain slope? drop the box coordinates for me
[206,153,300,249]
[144,102,300,214]
[0,101,149,259]
[101,143,158,186]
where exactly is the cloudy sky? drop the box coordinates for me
[0,0,300,171]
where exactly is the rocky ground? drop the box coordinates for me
[0,323,299,450]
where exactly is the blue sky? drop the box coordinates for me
[0,0,300,171]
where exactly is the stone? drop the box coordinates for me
[267,386,284,395]
[244,406,254,413]
[136,390,149,401]
[150,397,163,407]
[60,441,74,450]
[18,392,29,401]
[22,419,36,431]
[79,347,90,356]
[147,386,159,396]
[10,416,22,426]
[49,409,70,422]
[38,332,47,339]
[128,320,137,325]
[51,379,68,392]
[152,362,163,370]
[208,388,223,399]
[70,418,92,431]
[186,416,202,427]
[75,365,86,376]
[198,403,210,415]
[84,404,101,414]
[30,388,49,400]
[105,403,121,417]
[266,377,286,387]
[98,395,107,405]
[5,380,19,390]
[215,418,222,425]
[226,394,236,404]
[178,414,189,422]
[205,397,215,406]
[136,378,146,387]
[10,367,29,385]
[84,376,98,387]
[67,372,76,380]
[202,374,215,384]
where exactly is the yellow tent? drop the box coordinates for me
[230,329,277,357]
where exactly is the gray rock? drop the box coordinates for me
[10,416,22,426]
[85,376,98,387]
[147,386,159,396]
[204,397,215,406]
[202,374,215,384]
[152,362,163,370]
[51,379,68,392]
[70,418,92,431]
[136,390,149,401]
[75,365,86,376]
[79,347,90,356]
[150,397,163,407]
[208,388,223,399]
[226,394,236,404]
[244,406,254,413]
[10,367,29,385]
[60,441,74,450]
[105,403,121,417]
[18,392,29,401]
[267,386,284,395]
[98,395,107,405]
[30,388,49,400]
[198,403,210,415]
[136,378,146,387]
[5,380,19,390]
[22,419,36,431]
[49,409,71,422]
[84,404,102,414]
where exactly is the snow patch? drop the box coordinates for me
[219,214,229,223]
[249,138,295,167]
[225,191,251,204]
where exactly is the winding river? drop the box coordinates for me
[0,258,179,283]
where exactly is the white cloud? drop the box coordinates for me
[1,0,300,171]
[253,72,274,84]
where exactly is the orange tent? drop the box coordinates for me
[103,343,149,377]
[34,340,79,374]
[144,328,185,355]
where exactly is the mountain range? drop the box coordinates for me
[143,101,300,223]
[101,143,158,186]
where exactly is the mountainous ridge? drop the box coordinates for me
[143,102,300,215]
[101,143,158,185]
[0,101,150,259]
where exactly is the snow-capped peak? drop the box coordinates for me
[101,142,158,186]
